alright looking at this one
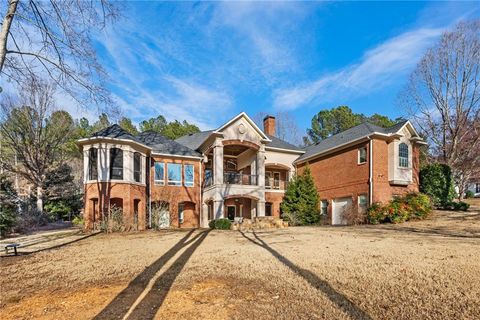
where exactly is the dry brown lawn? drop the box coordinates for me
[1,210,479,320]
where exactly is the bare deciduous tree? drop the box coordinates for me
[253,111,302,146]
[0,0,118,105]
[0,78,74,211]
[401,20,480,199]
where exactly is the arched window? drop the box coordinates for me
[133,152,141,182]
[110,148,123,180]
[399,143,409,168]
[88,148,98,180]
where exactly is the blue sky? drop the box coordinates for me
[92,1,479,134]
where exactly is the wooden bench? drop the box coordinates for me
[4,243,20,256]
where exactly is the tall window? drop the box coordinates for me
[167,163,182,186]
[358,194,368,214]
[178,203,184,224]
[88,148,98,180]
[184,164,194,187]
[320,200,328,215]
[399,143,409,168]
[358,147,367,164]
[265,171,272,189]
[133,152,141,183]
[110,148,123,180]
[154,162,165,185]
[273,172,280,189]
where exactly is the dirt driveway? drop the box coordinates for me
[1,210,479,320]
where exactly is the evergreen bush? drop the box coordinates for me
[420,163,455,208]
[214,218,231,230]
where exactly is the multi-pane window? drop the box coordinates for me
[358,194,368,214]
[133,152,141,183]
[154,162,165,185]
[88,148,98,180]
[167,163,182,186]
[320,200,328,215]
[399,143,409,168]
[265,171,272,189]
[273,172,280,189]
[358,147,367,164]
[184,164,194,187]
[110,148,123,180]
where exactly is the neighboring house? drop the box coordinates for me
[77,112,426,228]
[295,121,427,225]
[466,177,480,197]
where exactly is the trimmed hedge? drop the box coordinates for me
[443,201,470,211]
[367,193,432,224]
[209,218,232,230]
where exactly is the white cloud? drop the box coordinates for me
[273,27,445,111]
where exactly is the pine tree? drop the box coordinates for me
[280,166,320,225]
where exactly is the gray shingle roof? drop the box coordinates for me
[90,124,144,144]
[265,134,303,151]
[137,131,201,157]
[296,121,410,163]
[175,130,214,151]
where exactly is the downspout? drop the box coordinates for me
[148,155,152,229]
[369,137,373,205]
[199,157,203,228]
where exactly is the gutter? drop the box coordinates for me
[369,136,373,205]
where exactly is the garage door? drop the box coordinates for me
[332,197,352,225]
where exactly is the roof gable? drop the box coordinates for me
[214,112,270,141]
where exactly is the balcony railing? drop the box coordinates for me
[224,172,257,185]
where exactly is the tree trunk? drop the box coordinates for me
[36,185,44,213]
[0,0,19,72]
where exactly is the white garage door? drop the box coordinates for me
[332,197,352,225]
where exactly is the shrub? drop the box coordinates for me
[214,218,231,230]
[0,175,18,237]
[366,193,432,224]
[281,166,320,225]
[0,209,16,237]
[444,201,470,211]
[465,190,474,199]
[208,219,216,229]
[72,216,84,227]
[420,163,455,207]
[98,205,124,233]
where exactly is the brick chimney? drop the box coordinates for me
[263,115,276,136]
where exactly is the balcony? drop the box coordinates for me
[224,172,257,185]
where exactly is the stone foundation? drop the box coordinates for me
[230,216,288,231]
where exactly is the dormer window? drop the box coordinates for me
[399,143,409,168]
[110,148,123,180]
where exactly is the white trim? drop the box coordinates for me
[369,139,373,205]
[84,180,146,187]
[265,146,305,154]
[151,152,202,160]
[394,120,421,138]
[77,136,151,150]
[213,112,271,141]
[154,162,165,185]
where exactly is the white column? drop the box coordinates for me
[256,145,265,187]
[201,202,209,227]
[214,200,224,219]
[213,137,224,185]
[83,147,90,182]
[257,200,265,217]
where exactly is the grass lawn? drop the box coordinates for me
[1,209,479,320]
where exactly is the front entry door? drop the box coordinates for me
[227,206,236,220]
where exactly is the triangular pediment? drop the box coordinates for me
[214,112,271,142]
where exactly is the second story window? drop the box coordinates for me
[110,148,123,180]
[399,143,409,168]
[273,172,280,189]
[184,164,194,187]
[167,163,182,186]
[265,171,272,189]
[358,147,367,164]
[154,162,165,185]
[88,148,98,180]
[134,152,141,183]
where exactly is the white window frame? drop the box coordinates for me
[184,164,194,187]
[320,200,328,215]
[358,194,368,207]
[358,147,367,164]
[399,143,409,168]
[154,162,165,185]
[273,172,280,189]
[133,152,142,183]
[265,171,272,189]
[167,163,182,186]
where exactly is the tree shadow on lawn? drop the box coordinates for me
[240,231,372,320]
[94,229,210,320]
[364,225,480,239]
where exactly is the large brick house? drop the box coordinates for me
[78,112,425,228]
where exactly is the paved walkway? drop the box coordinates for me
[0,228,99,257]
